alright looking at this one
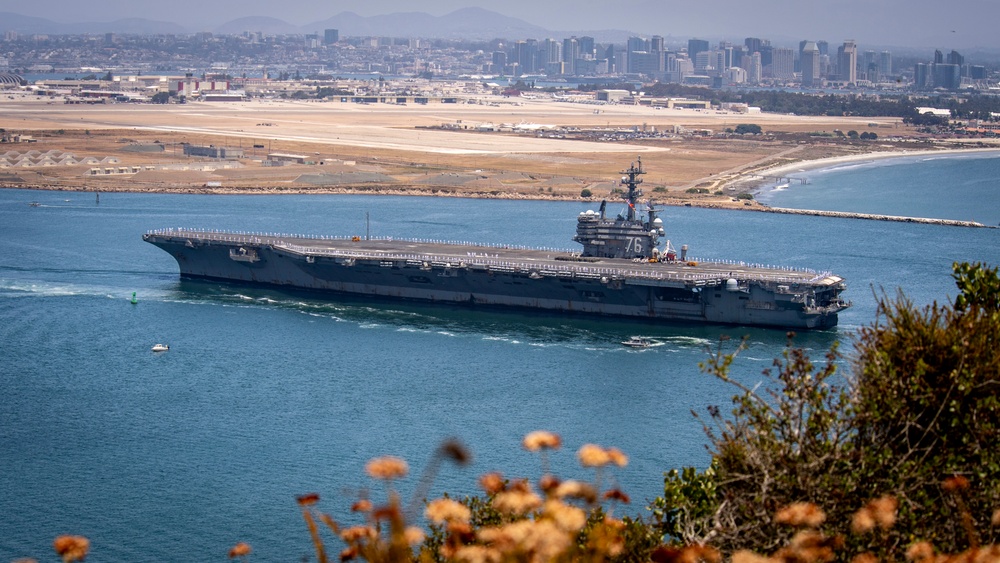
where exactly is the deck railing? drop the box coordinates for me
[145,228,834,286]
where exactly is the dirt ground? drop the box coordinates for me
[0,95,980,209]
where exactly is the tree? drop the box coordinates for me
[655,262,1000,557]
[151,92,170,104]
[580,188,593,198]
[734,123,762,135]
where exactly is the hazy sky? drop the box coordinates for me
[2,0,998,49]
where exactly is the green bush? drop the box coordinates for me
[655,262,1000,557]
[734,124,762,135]
[580,188,593,198]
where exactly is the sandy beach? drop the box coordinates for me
[748,146,1000,182]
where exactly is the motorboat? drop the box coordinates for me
[151,344,169,352]
[621,336,652,348]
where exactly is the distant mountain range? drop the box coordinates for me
[0,8,632,42]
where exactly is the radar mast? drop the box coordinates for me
[620,157,645,222]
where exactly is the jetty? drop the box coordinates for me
[764,207,995,228]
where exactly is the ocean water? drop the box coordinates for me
[2,162,999,561]
[756,151,1000,226]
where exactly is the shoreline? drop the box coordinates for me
[6,146,1000,228]
[750,146,1000,190]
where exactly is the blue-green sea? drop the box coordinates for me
[2,153,999,560]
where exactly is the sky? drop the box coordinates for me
[2,0,999,50]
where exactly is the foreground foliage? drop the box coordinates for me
[660,262,1000,558]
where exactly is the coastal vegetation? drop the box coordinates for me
[39,264,1000,561]
[637,82,1000,121]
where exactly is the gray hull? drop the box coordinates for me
[144,230,850,329]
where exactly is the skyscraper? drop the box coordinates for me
[801,41,820,87]
[878,51,892,78]
[742,52,762,83]
[562,37,579,75]
[514,40,537,74]
[324,29,339,44]
[744,37,763,54]
[688,38,709,61]
[862,50,877,80]
[771,47,794,80]
[838,40,857,84]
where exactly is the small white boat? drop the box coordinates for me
[151,344,169,352]
[621,336,652,348]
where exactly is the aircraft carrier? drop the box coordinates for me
[144,159,851,329]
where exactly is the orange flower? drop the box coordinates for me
[351,499,373,513]
[228,542,252,558]
[603,488,631,504]
[851,507,876,534]
[365,456,409,480]
[479,472,506,494]
[523,430,561,451]
[340,525,378,543]
[606,447,629,467]
[731,550,773,563]
[404,526,425,546]
[538,473,561,494]
[553,480,598,503]
[942,475,970,492]
[426,498,473,524]
[542,500,587,533]
[492,489,542,516]
[296,492,320,506]
[905,541,935,561]
[577,444,611,467]
[53,536,90,563]
[775,502,826,528]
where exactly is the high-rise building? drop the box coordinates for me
[934,63,961,89]
[324,29,339,44]
[578,36,596,59]
[914,63,930,89]
[694,51,712,72]
[947,50,964,66]
[879,51,892,78]
[744,37,763,54]
[562,37,579,74]
[742,52,762,83]
[862,50,877,80]
[771,47,794,80]
[626,36,648,74]
[492,51,507,74]
[688,38,709,61]
[838,40,857,84]
[816,40,829,56]
[514,40,537,74]
[801,41,820,87]
[542,38,561,64]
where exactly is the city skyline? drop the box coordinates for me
[1,0,999,49]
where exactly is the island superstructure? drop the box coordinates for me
[144,159,851,329]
